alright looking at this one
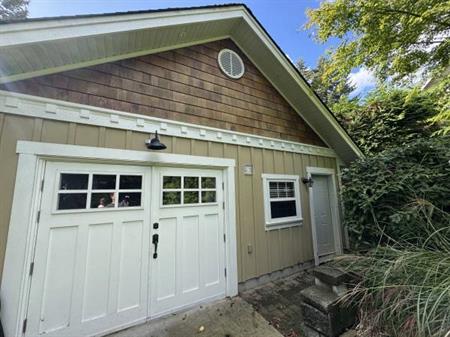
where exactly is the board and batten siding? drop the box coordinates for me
[0,39,325,147]
[0,114,338,282]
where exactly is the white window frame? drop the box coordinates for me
[262,174,302,230]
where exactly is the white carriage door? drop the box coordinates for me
[149,167,226,317]
[312,175,336,257]
[26,162,151,337]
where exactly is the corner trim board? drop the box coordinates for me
[0,90,337,158]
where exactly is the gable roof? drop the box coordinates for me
[0,4,363,163]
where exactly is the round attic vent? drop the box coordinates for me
[217,49,245,79]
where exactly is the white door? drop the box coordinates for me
[312,174,336,257]
[26,162,151,337]
[149,167,226,317]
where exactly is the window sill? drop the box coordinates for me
[265,219,303,231]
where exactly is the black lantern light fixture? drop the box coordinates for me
[145,131,167,150]
[301,177,314,188]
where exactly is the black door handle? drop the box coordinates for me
[152,234,159,259]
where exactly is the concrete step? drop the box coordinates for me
[300,285,356,337]
[315,278,349,297]
[300,284,338,313]
[313,266,351,287]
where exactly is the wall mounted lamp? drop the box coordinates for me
[145,131,167,150]
[301,177,314,188]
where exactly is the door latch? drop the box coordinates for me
[152,234,159,259]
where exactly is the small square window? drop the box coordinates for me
[163,176,181,189]
[201,191,216,203]
[58,193,87,210]
[92,174,116,190]
[60,173,88,190]
[184,177,199,189]
[262,174,302,229]
[120,175,142,189]
[163,191,181,205]
[91,192,115,208]
[201,177,216,189]
[118,192,141,207]
[184,191,199,204]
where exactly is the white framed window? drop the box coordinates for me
[55,172,143,212]
[161,175,217,207]
[262,174,302,229]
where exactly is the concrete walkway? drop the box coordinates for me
[108,297,283,337]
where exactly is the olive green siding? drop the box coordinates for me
[0,113,339,282]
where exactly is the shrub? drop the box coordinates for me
[334,222,450,337]
[341,137,450,249]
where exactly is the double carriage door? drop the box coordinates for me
[25,162,226,337]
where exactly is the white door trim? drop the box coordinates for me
[1,141,237,337]
[306,167,342,266]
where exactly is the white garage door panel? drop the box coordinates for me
[40,226,78,334]
[117,220,145,312]
[150,168,226,317]
[26,162,150,337]
[204,213,221,287]
[82,222,113,322]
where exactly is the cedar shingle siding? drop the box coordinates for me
[2,39,325,146]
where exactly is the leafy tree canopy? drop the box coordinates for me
[296,56,355,106]
[335,87,440,154]
[306,0,450,83]
[1,0,29,20]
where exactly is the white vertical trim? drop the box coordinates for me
[224,166,238,295]
[306,167,342,266]
[1,141,237,337]
[0,155,44,337]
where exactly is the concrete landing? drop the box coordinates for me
[107,297,283,337]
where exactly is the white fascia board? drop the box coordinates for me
[0,7,245,47]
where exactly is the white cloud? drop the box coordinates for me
[348,68,376,96]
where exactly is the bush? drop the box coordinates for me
[335,225,450,337]
[341,137,450,249]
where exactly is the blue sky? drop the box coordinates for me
[28,0,376,95]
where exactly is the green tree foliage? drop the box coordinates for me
[335,87,440,155]
[0,0,29,20]
[341,137,450,249]
[305,0,450,83]
[427,74,450,135]
[296,57,355,106]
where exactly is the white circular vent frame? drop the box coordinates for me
[217,48,245,79]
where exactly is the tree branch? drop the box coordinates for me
[372,7,450,28]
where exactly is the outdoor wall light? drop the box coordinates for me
[301,177,314,188]
[145,131,167,150]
